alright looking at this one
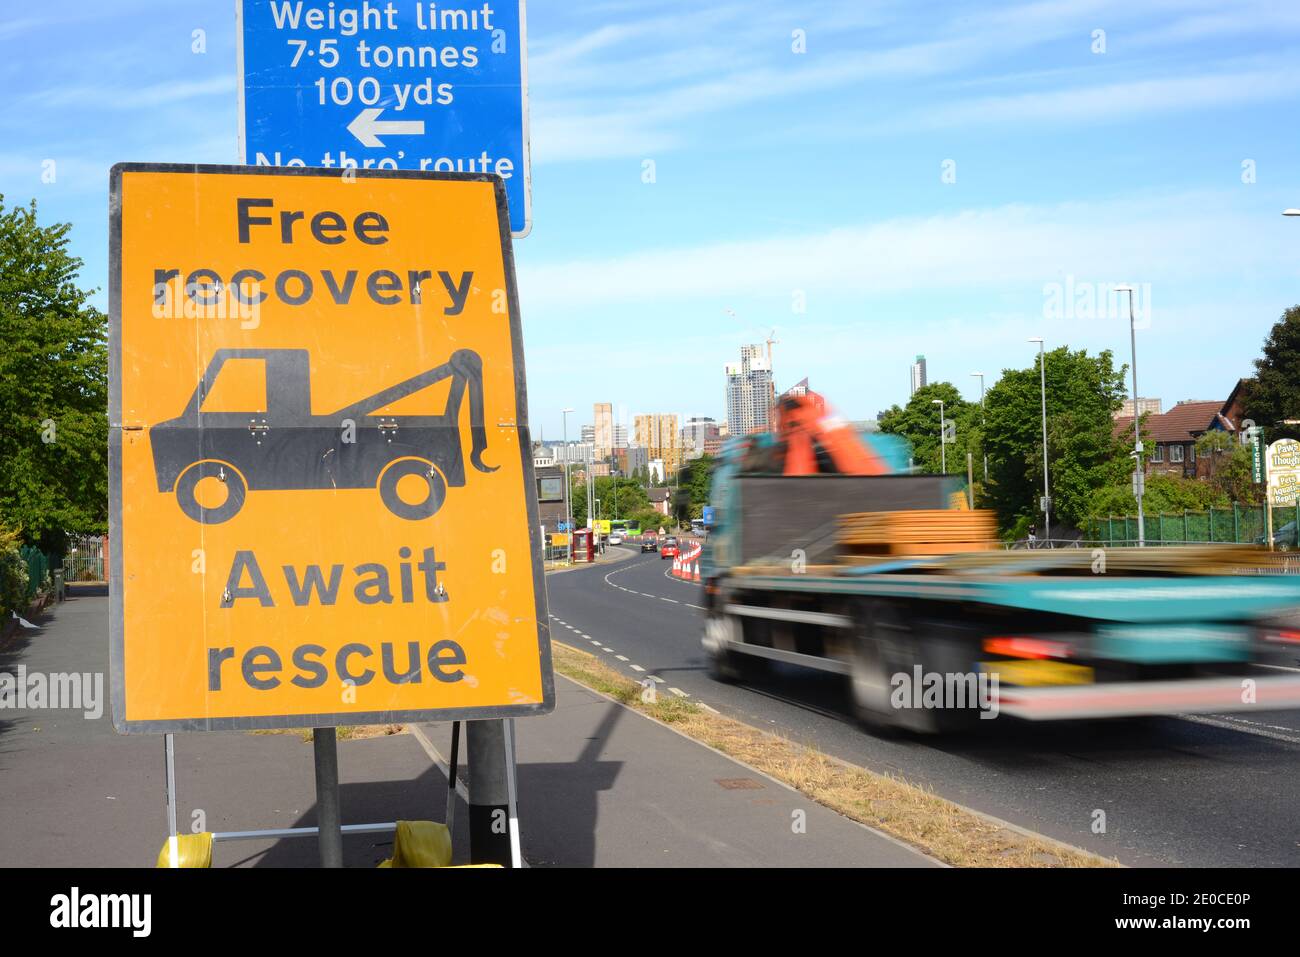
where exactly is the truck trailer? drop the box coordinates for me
[701,416,1300,733]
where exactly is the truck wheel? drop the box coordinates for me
[379,459,447,520]
[850,601,907,732]
[850,603,977,735]
[704,612,768,683]
[175,460,245,525]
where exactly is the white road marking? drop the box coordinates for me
[1178,713,1300,745]
[601,647,614,653]
[630,665,645,672]
[648,676,664,683]
[602,560,705,610]
[668,687,688,697]
[698,702,720,714]
[615,655,629,662]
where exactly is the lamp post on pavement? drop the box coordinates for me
[1114,285,1146,546]
[561,408,574,537]
[931,399,947,474]
[1028,338,1050,545]
[970,371,988,483]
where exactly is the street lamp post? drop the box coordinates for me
[561,408,574,536]
[1029,338,1050,544]
[931,398,947,474]
[1114,285,1145,546]
[970,372,988,483]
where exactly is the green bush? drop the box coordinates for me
[0,546,29,615]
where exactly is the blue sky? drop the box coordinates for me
[5,0,1300,439]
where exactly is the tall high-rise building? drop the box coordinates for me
[593,402,614,459]
[634,413,681,475]
[612,423,628,449]
[910,355,928,396]
[580,424,595,445]
[725,344,773,435]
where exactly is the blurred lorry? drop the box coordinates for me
[701,390,1300,732]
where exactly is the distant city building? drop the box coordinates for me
[580,423,595,445]
[726,344,773,435]
[910,355,927,396]
[612,423,628,449]
[624,445,649,476]
[782,377,810,399]
[1116,397,1163,419]
[634,413,681,474]
[681,416,721,458]
[593,402,614,459]
[551,442,594,465]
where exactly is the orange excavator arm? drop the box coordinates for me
[777,392,890,476]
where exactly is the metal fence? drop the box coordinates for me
[18,546,49,601]
[1087,504,1283,547]
[63,534,106,582]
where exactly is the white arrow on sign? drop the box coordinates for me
[346,108,425,148]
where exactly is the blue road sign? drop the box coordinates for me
[237,1,531,235]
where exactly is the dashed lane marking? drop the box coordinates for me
[1178,713,1300,745]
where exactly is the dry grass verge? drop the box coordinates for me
[251,724,405,742]
[552,641,1117,868]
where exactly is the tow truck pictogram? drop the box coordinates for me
[150,348,497,524]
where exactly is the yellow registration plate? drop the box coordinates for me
[979,660,1095,686]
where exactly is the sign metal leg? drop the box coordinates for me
[503,718,523,869]
[164,733,179,868]
[445,721,461,834]
[312,727,343,868]
[466,719,512,866]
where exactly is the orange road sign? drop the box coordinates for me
[109,163,553,732]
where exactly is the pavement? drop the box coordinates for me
[0,583,934,867]
[546,546,1300,868]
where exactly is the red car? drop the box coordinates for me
[660,537,679,559]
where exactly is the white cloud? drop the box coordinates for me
[518,190,1299,309]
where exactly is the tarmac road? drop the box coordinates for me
[544,546,1300,867]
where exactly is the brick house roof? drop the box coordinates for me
[1114,399,1227,444]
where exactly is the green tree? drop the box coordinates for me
[878,382,977,475]
[0,197,108,552]
[591,475,651,520]
[675,454,715,519]
[982,347,1129,534]
[1196,430,1261,505]
[1243,305,1300,441]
